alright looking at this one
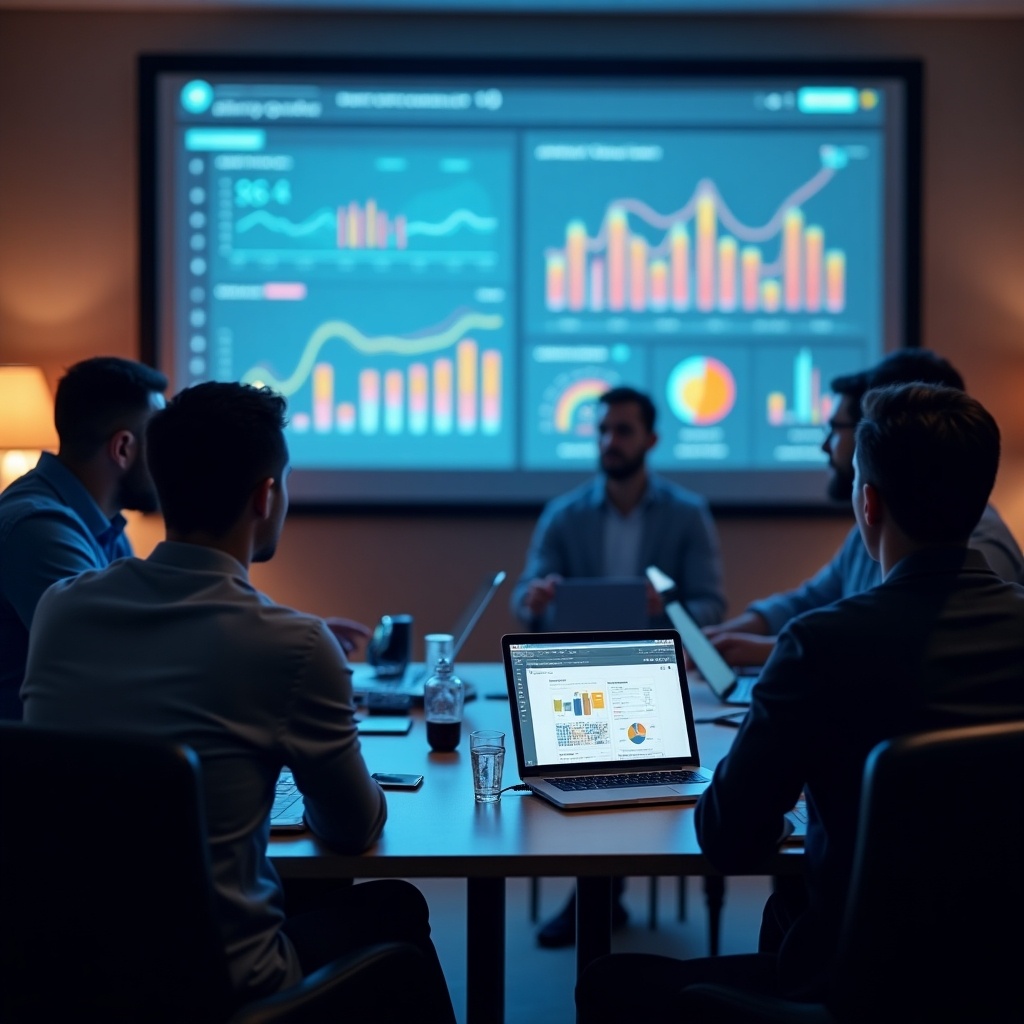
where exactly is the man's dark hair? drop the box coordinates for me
[146,382,288,537]
[855,383,999,545]
[831,349,965,424]
[599,386,656,433]
[54,357,168,458]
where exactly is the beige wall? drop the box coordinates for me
[2,9,1022,659]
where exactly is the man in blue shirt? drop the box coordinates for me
[703,350,1023,668]
[0,356,167,718]
[511,386,726,631]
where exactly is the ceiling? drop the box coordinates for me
[2,0,1023,13]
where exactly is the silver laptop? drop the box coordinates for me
[646,565,756,707]
[353,570,506,701]
[548,577,648,632]
[502,629,713,810]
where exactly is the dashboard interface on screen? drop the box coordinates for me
[141,57,919,507]
[505,635,694,769]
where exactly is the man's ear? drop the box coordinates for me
[106,429,137,471]
[251,477,275,520]
[862,482,884,528]
[646,430,659,453]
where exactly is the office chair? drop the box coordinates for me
[678,720,1024,1023]
[0,722,427,1023]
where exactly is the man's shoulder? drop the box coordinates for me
[541,479,602,517]
[647,474,709,511]
[0,476,83,537]
[782,582,889,644]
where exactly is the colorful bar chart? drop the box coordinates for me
[289,343,503,438]
[766,348,836,426]
[553,691,605,715]
[543,188,847,316]
[337,200,408,250]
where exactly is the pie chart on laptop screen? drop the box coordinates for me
[627,722,647,744]
[667,356,736,426]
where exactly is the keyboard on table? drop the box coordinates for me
[271,768,305,830]
[784,797,809,843]
[546,769,710,792]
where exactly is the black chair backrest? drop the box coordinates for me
[0,722,234,1023]
[829,720,1024,1024]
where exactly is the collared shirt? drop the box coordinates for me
[0,453,131,715]
[22,541,386,999]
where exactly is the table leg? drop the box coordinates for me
[466,876,505,1024]
[575,876,611,982]
[703,874,726,956]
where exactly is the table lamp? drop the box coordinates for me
[0,365,59,491]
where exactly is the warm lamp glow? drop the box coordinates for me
[0,365,59,491]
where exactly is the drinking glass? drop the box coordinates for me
[470,729,505,803]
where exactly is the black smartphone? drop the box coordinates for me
[371,772,424,789]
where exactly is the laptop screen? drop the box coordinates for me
[451,570,506,660]
[503,630,698,773]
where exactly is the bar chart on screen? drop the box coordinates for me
[213,136,513,278]
[526,131,876,336]
[235,304,515,469]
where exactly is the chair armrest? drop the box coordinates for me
[679,983,837,1024]
[227,942,426,1024]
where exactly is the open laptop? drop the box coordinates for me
[352,570,506,702]
[646,565,757,707]
[548,577,648,632]
[502,629,714,810]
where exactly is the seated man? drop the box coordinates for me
[0,356,167,718]
[511,385,726,631]
[704,350,1023,668]
[576,383,1024,1020]
[510,384,726,946]
[22,382,455,1021]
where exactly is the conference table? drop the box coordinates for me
[269,663,801,1024]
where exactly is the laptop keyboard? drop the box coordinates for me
[545,769,709,792]
[271,769,305,826]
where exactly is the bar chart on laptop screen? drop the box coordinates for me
[151,62,915,504]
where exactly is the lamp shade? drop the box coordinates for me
[0,366,59,449]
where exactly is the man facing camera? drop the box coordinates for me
[22,382,455,1021]
[576,383,1024,1020]
[511,384,726,947]
[703,349,1023,669]
[511,385,726,631]
[0,356,167,718]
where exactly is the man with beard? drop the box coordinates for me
[702,350,1024,669]
[0,356,167,718]
[21,382,456,1021]
[511,385,726,947]
[511,386,725,632]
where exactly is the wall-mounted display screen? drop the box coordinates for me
[140,56,920,508]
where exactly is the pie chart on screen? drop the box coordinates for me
[667,356,736,426]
